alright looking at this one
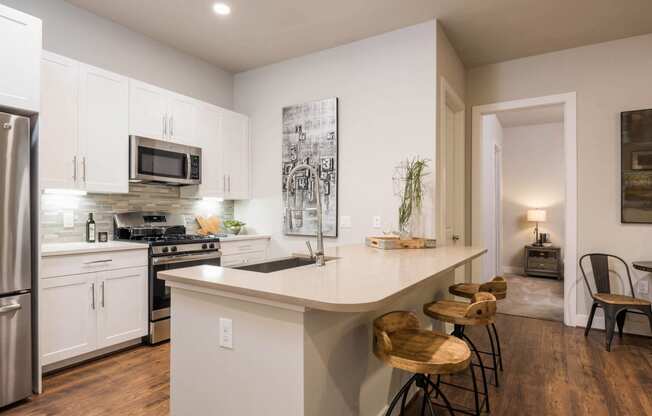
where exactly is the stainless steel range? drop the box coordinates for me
[114,212,222,344]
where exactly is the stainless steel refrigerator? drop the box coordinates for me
[0,111,32,408]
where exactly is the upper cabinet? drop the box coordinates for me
[0,5,41,113]
[129,80,196,144]
[180,106,250,200]
[40,51,129,193]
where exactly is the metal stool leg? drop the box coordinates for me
[425,377,455,416]
[492,322,504,371]
[385,375,417,416]
[399,376,416,416]
[486,325,500,387]
[461,333,490,413]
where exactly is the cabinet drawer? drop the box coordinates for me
[221,251,267,268]
[527,260,558,271]
[42,250,148,279]
[220,239,269,255]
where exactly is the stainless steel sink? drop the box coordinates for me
[233,256,331,273]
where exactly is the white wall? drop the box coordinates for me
[467,33,652,334]
[233,21,437,257]
[481,115,503,278]
[1,0,233,107]
[502,123,565,272]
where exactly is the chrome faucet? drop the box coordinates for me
[285,164,325,266]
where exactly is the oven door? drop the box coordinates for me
[129,135,201,185]
[150,252,221,321]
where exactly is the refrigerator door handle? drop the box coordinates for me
[0,303,21,314]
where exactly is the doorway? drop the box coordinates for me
[437,78,465,284]
[471,93,577,327]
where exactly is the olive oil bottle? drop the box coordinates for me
[86,213,96,243]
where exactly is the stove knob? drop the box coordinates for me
[171,246,178,253]
[162,247,169,253]
[209,243,215,249]
[202,243,208,249]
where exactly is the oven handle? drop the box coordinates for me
[152,251,222,265]
[186,153,192,180]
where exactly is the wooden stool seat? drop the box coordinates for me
[593,293,651,306]
[449,277,507,300]
[424,299,495,326]
[373,311,471,376]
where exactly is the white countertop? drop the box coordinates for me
[41,241,149,257]
[160,244,486,312]
[219,234,271,242]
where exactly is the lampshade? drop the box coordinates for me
[527,209,547,222]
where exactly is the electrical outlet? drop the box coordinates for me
[63,211,74,229]
[219,318,233,349]
[340,216,352,229]
[638,280,649,295]
[373,216,382,228]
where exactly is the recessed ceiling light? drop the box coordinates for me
[213,3,231,16]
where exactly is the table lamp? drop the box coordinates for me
[527,209,547,246]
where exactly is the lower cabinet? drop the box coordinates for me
[220,238,270,268]
[40,266,148,366]
[221,251,267,268]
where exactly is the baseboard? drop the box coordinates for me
[576,313,651,337]
[502,266,523,275]
[375,382,419,416]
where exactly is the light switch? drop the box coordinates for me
[219,318,233,349]
[340,216,352,229]
[63,211,74,228]
[373,216,382,228]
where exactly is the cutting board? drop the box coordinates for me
[366,236,437,250]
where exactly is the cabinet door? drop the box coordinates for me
[222,110,250,199]
[129,80,167,140]
[167,94,196,145]
[97,267,148,348]
[180,104,224,198]
[79,64,129,193]
[0,4,41,112]
[40,274,97,366]
[40,51,80,190]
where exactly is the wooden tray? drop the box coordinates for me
[366,236,437,250]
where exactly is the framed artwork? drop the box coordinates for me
[282,98,338,237]
[621,109,652,223]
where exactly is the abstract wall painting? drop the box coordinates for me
[282,98,338,237]
[621,108,652,223]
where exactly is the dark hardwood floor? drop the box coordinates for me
[2,314,651,416]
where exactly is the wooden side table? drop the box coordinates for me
[524,245,563,280]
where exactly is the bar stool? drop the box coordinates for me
[424,291,498,407]
[449,277,507,374]
[373,311,481,416]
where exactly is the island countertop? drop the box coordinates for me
[160,244,486,312]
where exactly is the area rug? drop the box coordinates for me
[499,274,563,322]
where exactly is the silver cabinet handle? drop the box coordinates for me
[73,156,78,181]
[163,115,166,138]
[170,116,174,137]
[91,283,96,310]
[0,303,21,314]
[83,259,113,265]
[228,175,231,193]
[101,281,105,308]
[223,175,226,193]
[82,156,87,183]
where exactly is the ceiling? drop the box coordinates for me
[496,105,564,128]
[66,0,652,73]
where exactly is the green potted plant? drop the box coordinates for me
[223,220,246,235]
[395,157,429,239]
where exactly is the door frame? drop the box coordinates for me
[437,77,465,248]
[471,92,577,327]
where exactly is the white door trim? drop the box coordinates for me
[437,77,465,245]
[471,92,577,327]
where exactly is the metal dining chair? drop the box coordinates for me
[579,253,652,351]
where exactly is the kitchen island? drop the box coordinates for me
[160,244,486,416]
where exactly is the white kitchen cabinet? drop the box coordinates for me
[97,267,148,348]
[0,4,41,113]
[40,249,149,367]
[128,80,196,144]
[222,110,250,199]
[40,52,129,193]
[78,64,129,193]
[180,106,250,200]
[40,274,97,365]
[40,52,79,190]
[220,238,269,268]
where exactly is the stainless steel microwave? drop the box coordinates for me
[129,136,202,185]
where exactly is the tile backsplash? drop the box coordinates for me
[41,184,234,243]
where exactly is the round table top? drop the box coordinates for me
[633,261,652,272]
